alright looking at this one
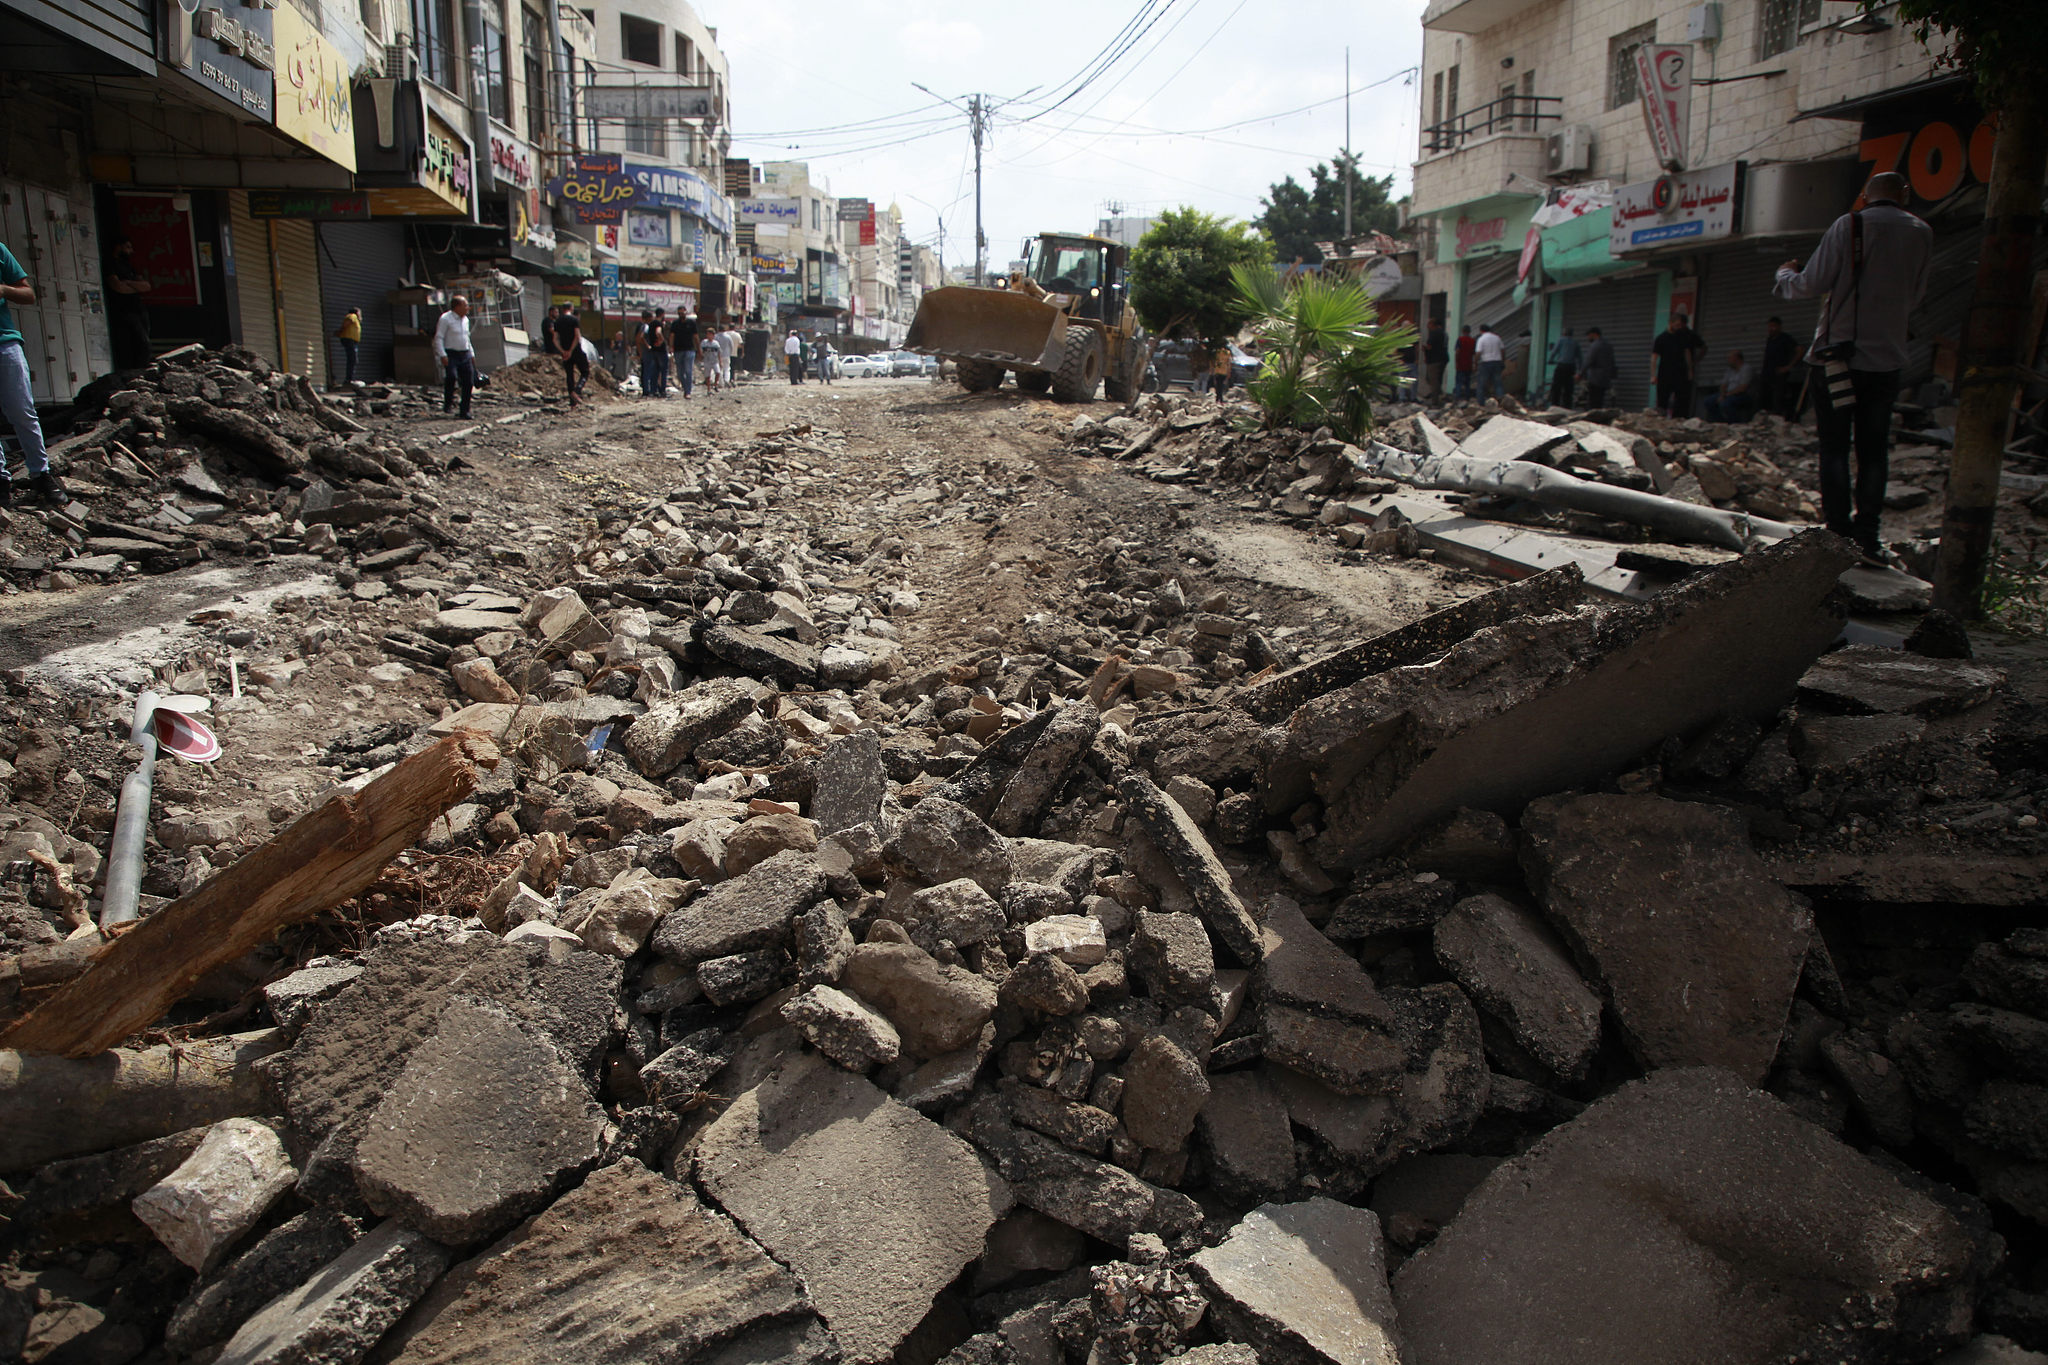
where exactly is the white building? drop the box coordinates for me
[1409,0,1972,406]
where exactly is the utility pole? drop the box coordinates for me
[1343,48,1353,239]
[971,93,987,286]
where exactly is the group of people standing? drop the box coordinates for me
[782,330,836,384]
[619,308,742,401]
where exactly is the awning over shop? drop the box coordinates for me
[1513,207,1632,304]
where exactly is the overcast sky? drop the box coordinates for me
[700,0,1429,270]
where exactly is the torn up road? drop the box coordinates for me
[1,361,2046,1365]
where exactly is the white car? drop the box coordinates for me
[837,354,890,378]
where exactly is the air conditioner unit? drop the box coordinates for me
[1545,124,1592,175]
[384,41,417,81]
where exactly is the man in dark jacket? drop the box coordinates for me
[1423,321,1449,402]
[1580,327,1617,407]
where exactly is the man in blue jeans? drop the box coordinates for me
[1473,324,1505,403]
[0,239,63,505]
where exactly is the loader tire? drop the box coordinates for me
[1102,371,1134,403]
[956,359,1003,392]
[1016,370,1053,395]
[1050,329,1103,403]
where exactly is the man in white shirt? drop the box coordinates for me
[432,295,475,418]
[1473,324,1506,404]
[784,329,805,385]
[717,325,739,389]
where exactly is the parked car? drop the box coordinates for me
[915,353,941,376]
[885,351,923,377]
[838,354,890,378]
[1146,339,1259,392]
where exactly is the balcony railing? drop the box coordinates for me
[1422,94,1561,155]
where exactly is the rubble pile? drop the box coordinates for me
[4,483,2047,1363]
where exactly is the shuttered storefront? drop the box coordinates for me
[317,221,410,385]
[271,219,325,385]
[1462,254,1532,365]
[226,191,279,368]
[1697,248,1824,389]
[1556,272,1663,412]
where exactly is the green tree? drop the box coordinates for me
[1128,207,1272,344]
[1231,264,1415,442]
[1257,152,1400,264]
[1878,0,2045,616]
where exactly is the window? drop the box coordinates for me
[1445,64,1459,121]
[1609,23,1656,110]
[1521,70,1538,132]
[582,57,597,148]
[624,119,664,157]
[675,33,693,76]
[1756,0,1823,59]
[481,1,509,122]
[620,13,661,66]
[521,6,548,147]
[1497,81,1516,134]
[413,0,456,88]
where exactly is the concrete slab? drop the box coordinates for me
[1394,1069,1979,1365]
[376,1160,816,1365]
[213,1221,450,1365]
[1455,414,1573,465]
[1522,794,1811,1085]
[1191,1198,1402,1365]
[1432,893,1601,1083]
[692,1050,1011,1364]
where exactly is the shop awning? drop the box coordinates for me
[1513,208,1631,305]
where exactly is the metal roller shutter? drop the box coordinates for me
[316,221,410,385]
[1697,248,1824,389]
[226,192,278,366]
[1556,272,1662,411]
[271,219,324,385]
[1462,255,1533,364]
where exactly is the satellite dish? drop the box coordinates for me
[1364,256,1403,300]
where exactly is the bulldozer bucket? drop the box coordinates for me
[905,286,1068,373]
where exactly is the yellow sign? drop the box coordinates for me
[422,111,473,214]
[272,5,357,171]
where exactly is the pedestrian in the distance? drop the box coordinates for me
[1423,319,1448,403]
[540,305,560,356]
[633,309,654,395]
[1208,342,1230,399]
[335,306,362,385]
[433,294,475,418]
[1758,316,1802,419]
[1580,327,1616,408]
[1546,327,1580,408]
[718,324,740,389]
[1701,350,1757,424]
[670,310,698,399]
[105,236,154,370]
[818,337,836,384]
[784,329,805,384]
[647,307,671,397]
[1473,324,1505,404]
[1650,312,1705,418]
[1775,170,1932,562]
[0,236,62,505]
[555,306,588,409]
[1453,325,1476,401]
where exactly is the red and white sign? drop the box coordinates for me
[1516,225,1542,282]
[489,129,534,190]
[1633,42,1692,172]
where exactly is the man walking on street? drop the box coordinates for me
[648,308,672,397]
[1453,325,1476,400]
[1578,327,1616,408]
[335,306,362,386]
[433,295,475,418]
[718,323,740,390]
[1423,319,1448,402]
[633,309,653,394]
[1546,327,1581,408]
[1776,170,1932,561]
[1651,312,1704,417]
[670,310,698,399]
[1473,324,1505,404]
[555,306,588,409]
[0,237,63,505]
[785,329,805,384]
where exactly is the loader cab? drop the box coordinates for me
[1021,234,1125,324]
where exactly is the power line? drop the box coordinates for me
[1015,1,1175,120]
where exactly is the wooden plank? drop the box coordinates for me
[0,732,497,1059]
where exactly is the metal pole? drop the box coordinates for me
[972,94,986,287]
[101,691,159,928]
[1343,49,1353,239]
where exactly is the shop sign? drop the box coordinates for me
[511,188,554,255]
[1633,43,1693,172]
[557,237,593,272]
[248,190,370,218]
[1449,213,1506,260]
[583,85,714,121]
[490,129,535,190]
[628,210,671,247]
[836,197,872,222]
[737,197,799,223]
[272,4,356,170]
[773,281,801,303]
[752,252,792,275]
[1857,95,1997,211]
[548,153,634,224]
[166,0,275,120]
[1610,162,1739,252]
[422,111,474,214]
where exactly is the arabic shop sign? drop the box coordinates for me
[422,110,474,214]
[1610,162,1739,252]
[166,0,275,120]
[737,197,800,223]
[490,129,535,190]
[1434,197,1536,264]
[272,2,356,170]
[548,153,633,224]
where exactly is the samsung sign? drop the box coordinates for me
[622,160,731,235]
